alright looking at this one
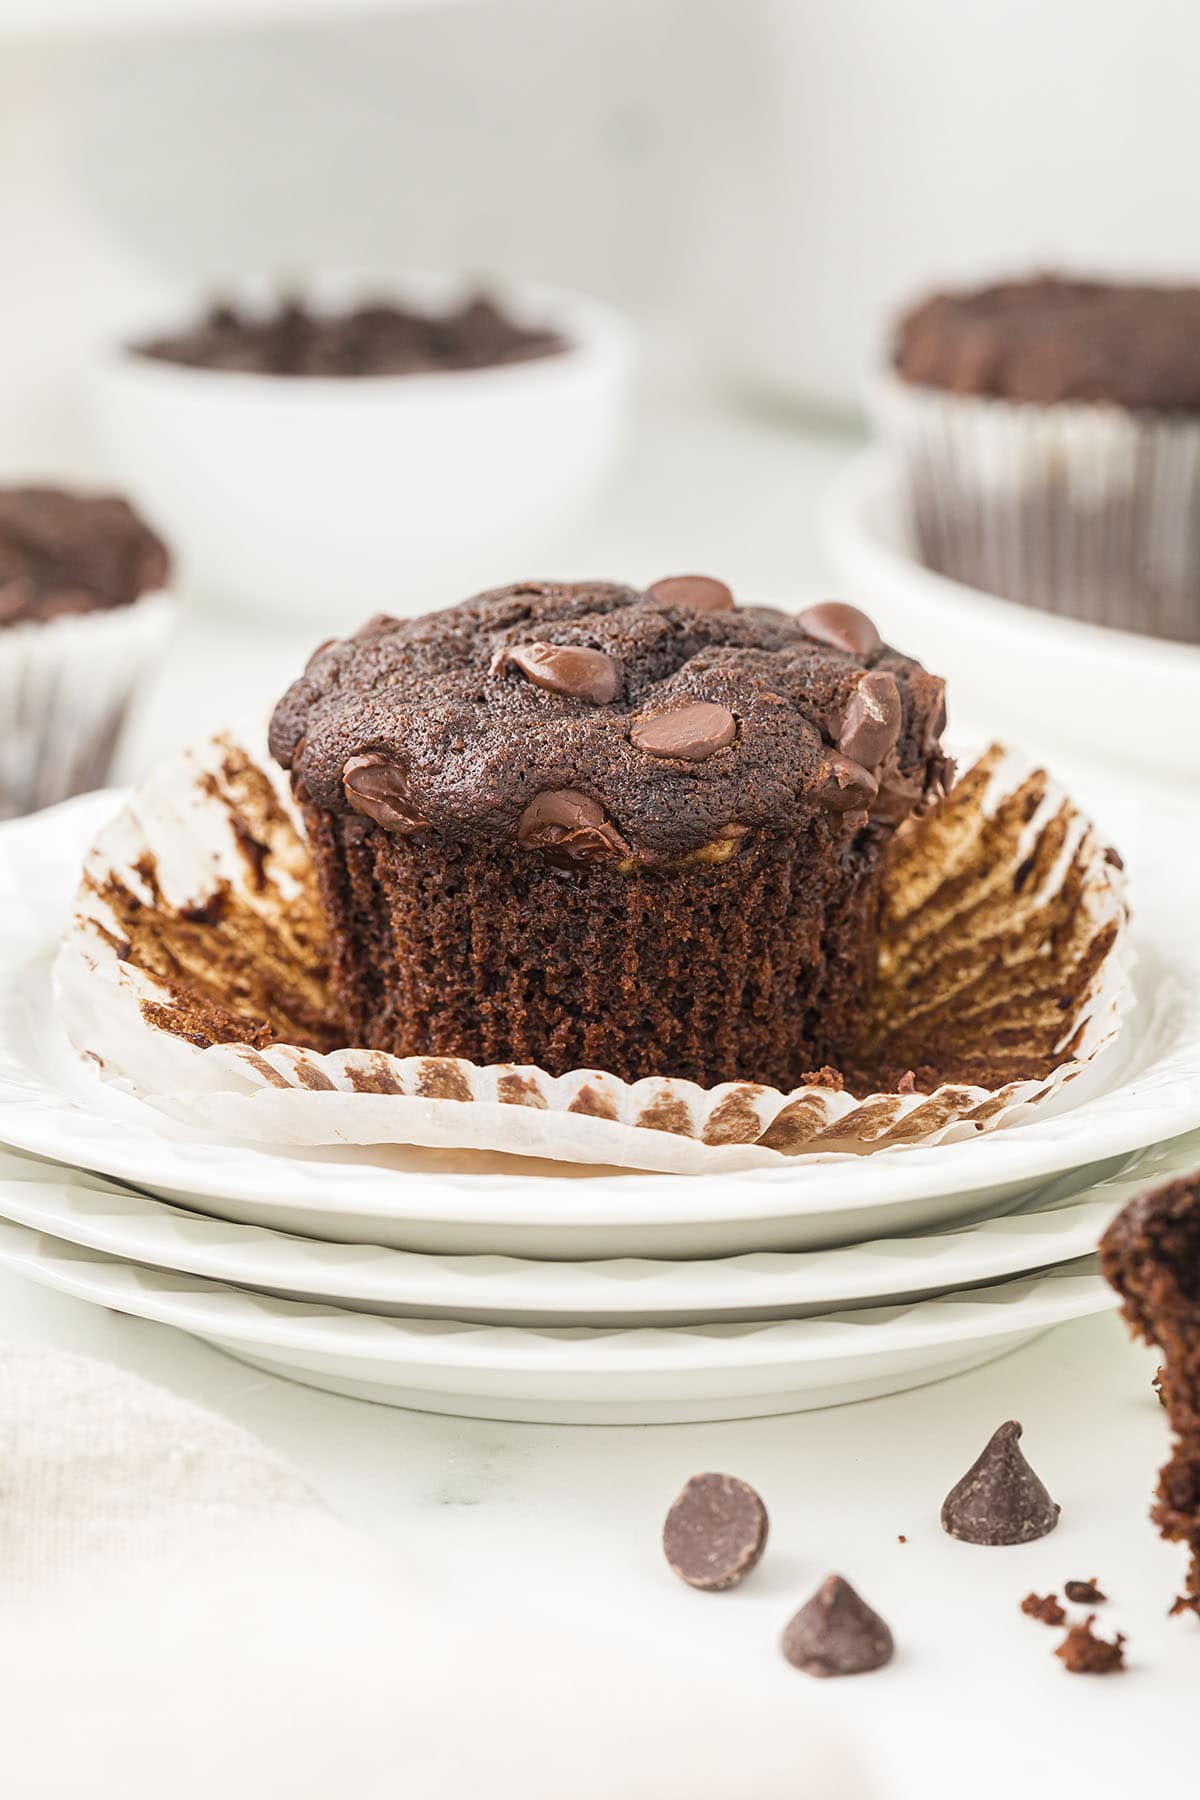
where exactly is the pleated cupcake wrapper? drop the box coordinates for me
[0,592,175,820]
[52,722,1132,1174]
[871,373,1200,643]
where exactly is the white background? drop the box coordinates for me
[1,4,1198,1791]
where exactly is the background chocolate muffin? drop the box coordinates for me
[0,487,173,818]
[878,273,1200,644]
[270,579,950,1090]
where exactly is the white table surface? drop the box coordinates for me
[5,386,1194,1796]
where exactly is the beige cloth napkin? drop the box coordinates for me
[0,1344,869,1800]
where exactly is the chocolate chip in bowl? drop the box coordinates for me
[133,292,568,377]
[97,278,632,622]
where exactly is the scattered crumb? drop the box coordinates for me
[1153,1368,1167,1408]
[1064,1578,1106,1605]
[897,1534,907,1544]
[1022,1592,1066,1627]
[1055,1615,1126,1674]
[896,1070,917,1096]
[1168,1593,1200,1619]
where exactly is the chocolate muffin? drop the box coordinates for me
[270,579,950,1090]
[1101,1173,1200,1617]
[0,486,173,818]
[877,273,1200,643]
[0,487,169,626]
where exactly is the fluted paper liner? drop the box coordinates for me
[872,371,1200,643]
[53,724,1131,1174]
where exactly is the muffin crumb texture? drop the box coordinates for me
[1101,1175,1200,1616]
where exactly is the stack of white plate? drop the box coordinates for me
[2,792,1199,1424]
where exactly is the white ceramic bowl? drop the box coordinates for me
[93,275,634,624]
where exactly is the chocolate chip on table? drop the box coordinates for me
[1064,1578,1106,1605]
[838,670,902,769]
[1022,1592,1066,1626]
[814,753,878,813]
[797,601,882,660]
[631,702,736,762]
[941,1421,1061,1546]
[662,1472,768,1592]
[1055,1615,1126,1675]
[493,640,620,705]
[517,788,628,863]
[342,754,430,834]
[781,1576,894,1678]
[646,574,735,613]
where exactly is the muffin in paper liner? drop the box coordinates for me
[51,723,1131,1175]
[0,591,175,820]
[871,371,1200,645]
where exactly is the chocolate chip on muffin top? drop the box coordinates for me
[894,274,1200,411]
[269,579,950,864]
[0,487,170,629]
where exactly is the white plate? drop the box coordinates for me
[0,1213,1114,1422]
[823,449,1200,779]
[0,1136,1189,1325]
[4,793,1200,1257]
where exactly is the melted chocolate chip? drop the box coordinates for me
[631,702,736,762]
[798,601,882,660]
[662,1472,769,1591]
[781,1576,894,1678]
[941,1421,1061,1546]
[342,755,430,834]
[647,574,735,614]
[517,789,628,864]
[838,671,902,770]
[815,754,879,813]
[495,640,620,705]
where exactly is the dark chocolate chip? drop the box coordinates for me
[781,1576,894,1678]
[1064,1579,1106,1605]
[647,574,735,613]
[838,671,902,770]
[662,1472,768,1591]
[940,1421,1061,1546]
[814,753,879,814]
[517,789,628,864]
[631,702,736,762]
[494,640,620,705]
[798,601,882,660]
[342,754,430,834]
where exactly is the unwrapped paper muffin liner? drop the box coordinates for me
[872,372,1200,644]
[0,592,175,819]
[53,723,1132,1174]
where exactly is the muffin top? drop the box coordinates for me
[271,580,951,864]
[0,487,170,629]
[894,274,1200,410]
